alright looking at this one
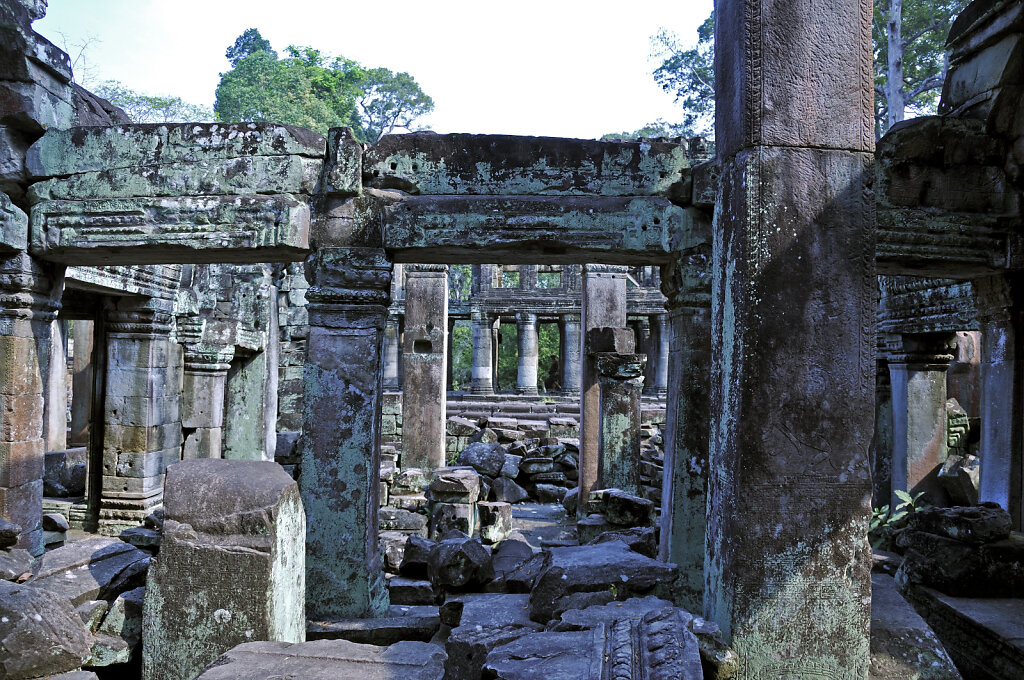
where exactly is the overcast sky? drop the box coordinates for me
[36,0,713,139]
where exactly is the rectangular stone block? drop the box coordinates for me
[182,427,222,460]
[104,395,181,428]
[104,364,178,398]
[27,123,325,177]
[115,448,176,479]
[0,393,43,441]
[385,195,687,264]
[29,156,323,202]
[0,334,42,395]
[107,336,172,369]
[101,474,164,498]
[143,459,305,680]
[715,0,874,156]
[365,132,693,197]
[0,477,42,536]
[0,80,74,133]
[30,195,311,265]
[0,437,43,487]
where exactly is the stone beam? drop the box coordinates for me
[364,132,695,199]
[876,207,1010,278]
[384,195,686,265]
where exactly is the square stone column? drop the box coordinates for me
[180,343,233,460]
[646,313,669,397]
[578,264,628,513]
[0,253,62,555]
[884,332,956,508]
[300,247,390,620]
[594,351,646,495]
[69,319,95,447]
[401,264,448,470]
[560,313,582,396]
[515,311,539,396]
[658,245,712,613]
[470,310,494,395]
[710,0,875,673]
[100,302,182,534]
[383,313,401,391]
[42,318,67,452]
[975,274,1024,529]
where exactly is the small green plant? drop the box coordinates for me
[869,490,929,550]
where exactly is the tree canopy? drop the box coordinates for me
[642,1,968,141]
[214,28,434,140]
[95,80,213,123]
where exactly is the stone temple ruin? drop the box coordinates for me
[1,0,1023,679]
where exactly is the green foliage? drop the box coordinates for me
[873,0,970,135]
[868,490,930,549]
[448,265,472,302]
[496,321,518,391]
[601,119,691,141]
[357,67,434,143]
[215,30,433,140]
[95,80,212,123]
[649,13,715,137]
[450,321,472,390]
[648,2,968,141]
[225,28,276,67]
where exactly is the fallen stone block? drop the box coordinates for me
[529,541,679,623]
[446,415,480,437]
[76,600,108,632]
[905,502,1011,545]
[193,639,447,680]
[587,526,658,558]
[938,455,980,505]
[0,547,32,580]
[577,513,617,545]
[561,487,579,515]
[380,530,410,572]
[380,506,429,534]
[500,454,522,478]
[27,536,149,606]
[142,459,305,680]
[426,468,481,504]
[0,579,93,680]
[0,517,20,548]
[307,605,440,645]
[457,442,506,478]
[400,535,437,579]
[393,468,430,495]
[394,494,429,511]
[118,526,161,553]
[895,531,1024,597]
[491,537,535,581]
[444,594,542,680]
[520,457,555,475]
[429,502,477,539]
[600,488,656,526]
[497,551,551,594]
[469,427,499,444]
[86,585,144,667]
[388,576,438,606]
[490,477,528,504]
[534,483,565,504]
[479,502,513,545]
[428,534,494,591]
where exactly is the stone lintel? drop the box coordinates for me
[364,131,696,198]
[27,123,326,178]
[30,195,310,265]
[384,195,684,265]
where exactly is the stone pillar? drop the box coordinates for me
[560,313,582,396]
[648,313,669,397]
[708,0,875,673]
[885,332,956,508]
[516,311,539,396]
[578,265,628,513]
[594,351,646,495]
[446,316,456,390]
[0,253,61,555]
[401,264,449,470]
[100,303,182,534]
[871,343,894,510]
[69,319,94,446]
[42,318,67,452]
[180,344,232,460]
[382,314,401,391]
[491,320,500,391]
[300,247,390,619]
[222,348,272,461]
[142,459,305,680]
[976,274,1024,529]
[658,246,712,613]
[470,310,494,395]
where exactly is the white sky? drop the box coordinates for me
[35,0,713,139]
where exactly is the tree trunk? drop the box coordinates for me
[886,0,905,130]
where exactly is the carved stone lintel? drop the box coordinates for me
[883,333,957,366]
[0,252,61,325]
[305,247,392,309]
[594,352,647,381]
[405,264,449,274]
[183,344,234,373]
[660,246,712,310]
